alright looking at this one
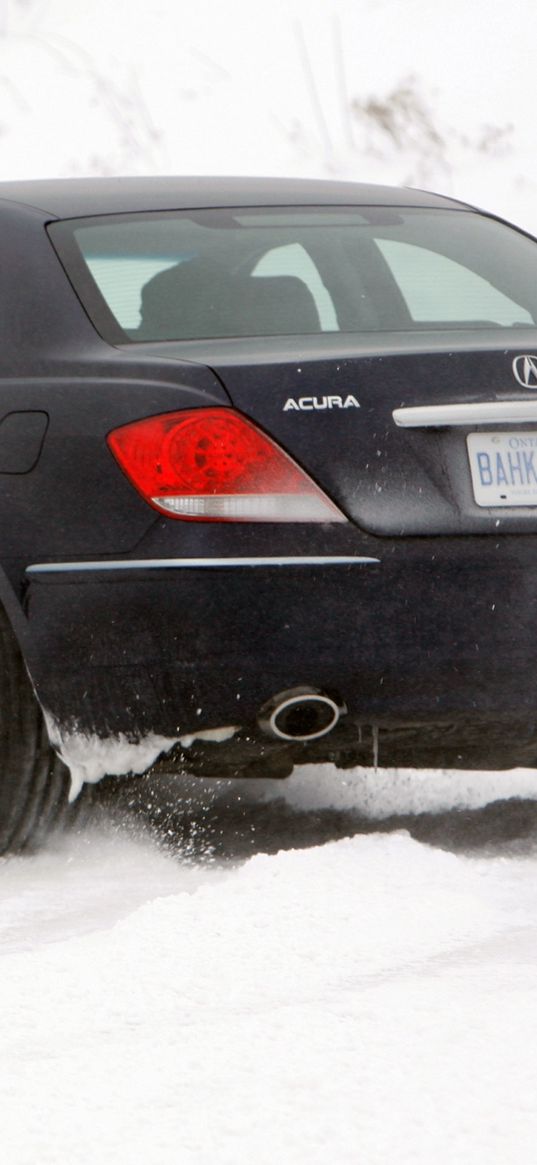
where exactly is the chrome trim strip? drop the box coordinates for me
[393,401,537,428]
[26,555,380,575]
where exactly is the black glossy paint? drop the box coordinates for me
[0,175,535,773]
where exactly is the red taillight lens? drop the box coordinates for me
[107,408,345,522]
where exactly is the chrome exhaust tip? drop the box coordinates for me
[257,686,343,742]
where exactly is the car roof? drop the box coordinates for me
[0,175,471,219]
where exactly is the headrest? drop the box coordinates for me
[137,261,321,339]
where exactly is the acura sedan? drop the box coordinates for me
[2,174,537,851]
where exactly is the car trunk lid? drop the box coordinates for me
[186,332,537,536]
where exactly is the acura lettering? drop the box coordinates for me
[283,395,361,412]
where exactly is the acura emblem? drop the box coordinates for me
[513,354,537,388]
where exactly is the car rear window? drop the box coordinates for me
[48,206,537,343]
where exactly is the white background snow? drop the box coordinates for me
[3,1,537,1161]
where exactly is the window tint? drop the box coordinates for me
[376,240,533,326]
[252,244,338,330]
[48,206,537,343]
[85,256,178,330]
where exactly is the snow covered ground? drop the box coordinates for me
[4,765,537,1163]
[2,1,537,1160]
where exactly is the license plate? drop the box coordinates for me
[467,431,537,506]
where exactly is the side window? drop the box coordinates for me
[376,239,533,326]
[252,244,338,330]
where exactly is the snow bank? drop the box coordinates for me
[272,762,537,818]
[2,828,537,1163]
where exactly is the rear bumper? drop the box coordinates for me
[22,539,537,772]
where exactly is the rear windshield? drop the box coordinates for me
[48,206,537,343]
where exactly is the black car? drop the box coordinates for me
[2,173,537,851]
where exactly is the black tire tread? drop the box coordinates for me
[0,607,72,854]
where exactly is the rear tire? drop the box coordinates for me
[0,606,74,854]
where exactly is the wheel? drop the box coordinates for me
[0,605,74,854]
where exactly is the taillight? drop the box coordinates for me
[107,408,346,522]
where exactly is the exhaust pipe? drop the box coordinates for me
[258,686,343,742]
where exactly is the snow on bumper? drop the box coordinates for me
[44,715,240,800]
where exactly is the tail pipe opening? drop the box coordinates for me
[257,686,344,742]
